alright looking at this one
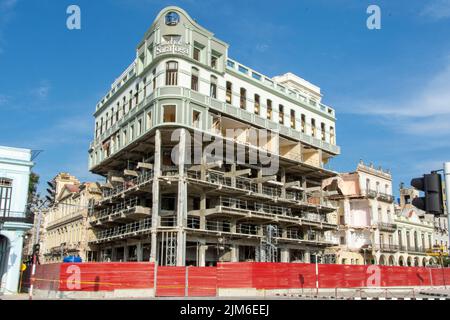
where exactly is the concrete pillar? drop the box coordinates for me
[150,129,161,264]
[137,242,143,262]
[200,192,206,230]
[198,241,206,267]
[301,177,307,202]
[257,225,264,236]
[112,246,117,261]
[231,244,239,262]
[176,129,188,266]
[230,219,237,233]
[231,163,237,188]
[257,169,263,194]
[280,168,286,199]
[123,245,128,262]
[304,250,311,263]
[200,149,207,181]
[280,247,289,262]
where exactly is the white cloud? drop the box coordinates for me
[0,0,18,53]
[343,57,450,137]
[422,0,450,20]
[31,81,51,99]
[0,0,17,11]
[0,94,9,105]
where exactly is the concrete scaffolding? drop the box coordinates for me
[88,126,339,267]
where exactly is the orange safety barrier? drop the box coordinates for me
[25,261,450,297]
[156,266,185,297]
[187,266,217,297]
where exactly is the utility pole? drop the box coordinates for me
[29,204,43,300]
[444,162,450,255]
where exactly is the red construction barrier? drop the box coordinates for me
[430,267,450,286]
[380,266,431,287]
[156,266,185,297]
[34,263,61,291]
[319,264,368,288]
[58,262,154,291]
[187,266,217,297]
[30,261,450,296]
[217,262,253,288]
[217,262,450,290]
[287,263,317,289]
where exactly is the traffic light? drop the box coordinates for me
[46,180,56,203]
[411,172,444,215]
[33,243,40,254]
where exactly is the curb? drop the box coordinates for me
[274,293,450,300]
[419,292,449,297]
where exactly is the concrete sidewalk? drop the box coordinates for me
[0,293,30,300]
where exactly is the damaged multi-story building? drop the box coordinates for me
[87,6,340,266]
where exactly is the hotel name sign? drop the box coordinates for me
[155,39,189,56]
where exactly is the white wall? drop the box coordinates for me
[0,146,33,294]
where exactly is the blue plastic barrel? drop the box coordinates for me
[63,255,82,263]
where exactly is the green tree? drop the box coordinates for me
[28,172,39,199]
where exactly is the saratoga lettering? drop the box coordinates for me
[155,39,189,56]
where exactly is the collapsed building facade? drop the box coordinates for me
[87,6,341,266]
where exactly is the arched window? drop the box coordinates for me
[166,61,178,86]
[0,178,13,218]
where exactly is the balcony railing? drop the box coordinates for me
[407,246,428,254]
[362,189,378,198]
[93,218,152,242]
[101,170,153,200]
[0,210,34,224]
[300,213,327,223]
[377,192,395,203]
[377,244,399,252]
[187,170,316,206]
[92,197,140,221]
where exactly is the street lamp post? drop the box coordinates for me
[314,251,322,295]
[29,198,48,300]
[27,196,91,300]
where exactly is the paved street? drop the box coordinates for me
[2,287,450,300]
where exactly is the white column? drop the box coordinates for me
[150,129,161,264]
[198,241,206,267]
[176,129,187,266]
[231,244,239,262]
[137,242,143,262]
[280,247,289,262]
[2,230,24,294]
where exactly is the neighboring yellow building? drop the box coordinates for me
[324,162,442,266]
[41,173,102,263]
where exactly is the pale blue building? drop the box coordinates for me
[0,146,34,295]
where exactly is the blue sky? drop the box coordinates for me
[0,0,450,199]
